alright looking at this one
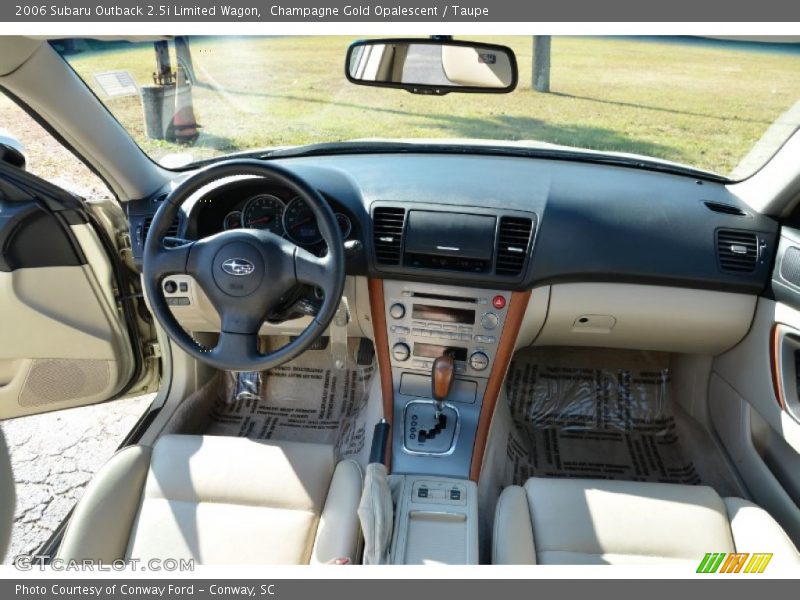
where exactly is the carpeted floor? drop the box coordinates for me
[204,337,376,460]
[501,347,742,497]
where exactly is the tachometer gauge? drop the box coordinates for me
[335,213,352,239]
[241,194,285,235]
[223,211,242,230]
[283,196,323,245]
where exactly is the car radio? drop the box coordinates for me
[383,281,510,377]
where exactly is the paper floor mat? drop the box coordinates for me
[205,337,376,459]
[503,347,701,485]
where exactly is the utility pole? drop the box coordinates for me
[532,36,551,93]
[153,40,174,86]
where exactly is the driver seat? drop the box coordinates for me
[57,435,363,564]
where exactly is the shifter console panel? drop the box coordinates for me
[403,400,459,455]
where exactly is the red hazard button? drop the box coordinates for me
[492,295,506,309]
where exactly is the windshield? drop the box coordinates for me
[54,35,800,179]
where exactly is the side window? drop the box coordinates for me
[0,92,113,203]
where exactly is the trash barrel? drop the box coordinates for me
[140,84,176,140]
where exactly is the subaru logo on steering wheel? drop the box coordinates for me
[221,258,255,276]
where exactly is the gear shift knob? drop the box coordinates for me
[432,354,455,414]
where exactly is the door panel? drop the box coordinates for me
[711,226,800,546]
[714,299,800,452]
[0,164,138,419]
[709,373,800,544]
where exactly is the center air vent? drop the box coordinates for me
[704,201,748,216]
[495,216,534,276]
[142,215,180,242]
[717,229,758,273]
[373,206,406,265]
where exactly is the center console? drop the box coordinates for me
[383,280,511,478]
[368,203,535,564]
[390,475,479,565]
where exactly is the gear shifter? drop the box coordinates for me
[417,354,454,444]
[432,354,455,418]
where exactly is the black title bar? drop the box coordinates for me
[3,0,800,22]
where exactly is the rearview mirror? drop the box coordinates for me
[346,38,518,95]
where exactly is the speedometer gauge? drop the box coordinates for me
[283,196,323,245]
[241,194,285,235]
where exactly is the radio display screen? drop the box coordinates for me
[413,343,468,362]
[412,304,475,325]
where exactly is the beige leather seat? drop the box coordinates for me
[494,478,800,566]
[58,435,362,564]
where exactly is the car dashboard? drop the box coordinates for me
[128,151,778,297]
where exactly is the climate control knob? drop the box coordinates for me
[480,312,499,330]
[389,303,406,319]
[392,343,411,362]
[469,351,490,371]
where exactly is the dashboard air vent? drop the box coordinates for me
[704,201,747,216]
[142,215,180,242]
[717,229,758,273]
[495,216,533,276]
[373,207,406,265]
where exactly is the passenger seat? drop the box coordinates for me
[493,478,800,566]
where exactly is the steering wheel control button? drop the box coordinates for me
[163,280,178,294]
[469,351,490,371]
[389,303,406,319]
[392,342,411,362]
[480,312,499,330]
[492,295,507,309]
[212,242,264,297]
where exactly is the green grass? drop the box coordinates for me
[62,36,800,177]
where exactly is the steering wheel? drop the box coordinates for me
[143,159,345,372]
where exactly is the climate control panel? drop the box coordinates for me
[383,281,511,378]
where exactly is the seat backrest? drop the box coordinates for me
[58,435,363,565]
[126,435,337,564]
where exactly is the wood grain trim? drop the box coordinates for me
[469,289,532,481]
[367,278,395,469]
[771,323,787,411]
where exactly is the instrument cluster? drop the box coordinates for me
[221,192,352,246]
